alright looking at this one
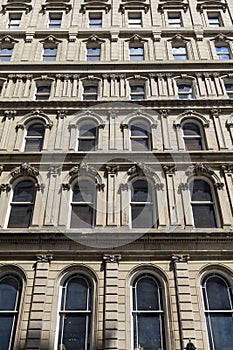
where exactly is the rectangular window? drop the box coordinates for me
[130,83,145,100]
[225,83,233,98]
[89,13,102,28]
[172,46,187,60]
[83,83,98,100]
[216,45,231,60]
[35,84,51,100]
[8,13,22,28]
[129,46,144,60]
[128,12,142,27]
[86,46,101,61]
[49,13,62,28]
[177,83,193,99]
[207,12,222,27]
[42,47,57,61]
[168,12,182,27]
[0,47,13,61]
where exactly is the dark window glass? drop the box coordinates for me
[172,46,187,60]
[49,13,62,28]
[130,83,145,100]
[58,275,92,350]
[89,13,102,28]
[131,180,154,228]
[83,84,98,101]
[0,275,21,350]
[35,84,51,100]
[8,180,36,228]
[190,180,217,228]
[183,123,203,150]
[25,123,45,152]
[86,46,101,61]
[131,124,149,151]
[78,124,97,151]
[70,180,95,228]
[202,274,233,350]
[225,83,233,98]
[132,275,166,350]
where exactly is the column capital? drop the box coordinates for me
[36,254,53,263]
[171,254,190,263]
[103,254,121,264]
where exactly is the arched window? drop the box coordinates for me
[202,273,233,350]
[8,180,36,228]
[0,274,22,350]
[24,123,45,152]
[130,124,150,151]
[70,179,96,228]
[132,274,166,350]
[182,122,204,150]
[78,124,97,151]
[190,179,217,228]
[130,179,155,228]
[57,273,93,350]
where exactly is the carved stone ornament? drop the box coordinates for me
[11,163,39,178]
[171,254,190,263]
[105,165,119,176]
[62,183,71,191]
[128,162,156,177]
[103,254,121,263]
[178,183,189,192]
[69,163,98,177]
[0,184,11,193]
[35,183,45,192]
[162,164,177,174]
[185,163,214,177]
[36,254,53,263]
[120,183,129,191]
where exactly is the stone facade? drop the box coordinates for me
[0,1,233,350]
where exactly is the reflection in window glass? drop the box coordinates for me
[168,12,182,27]
[57,274,92,350]
[0,46,13,61]
[172,46,187,60]
[25,123,45,152]
[202,274,233,350]
[78,124,97,151]
[131,124,149,151]
[131,180,154,228]
[132,274,166,350]
[183,122,203,150]
[216,45,230,60]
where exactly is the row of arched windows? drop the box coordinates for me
[13,119,224,152]
[6,177,219,229]
[1,270,233,350]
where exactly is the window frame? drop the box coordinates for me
[0,45,13,61]
[167,11,183,27]
[8,12,22,28]
[129,44,144,61]
[130,178,156,229]
[129,81,146,100]
[82,82,98,101]
[24,122,45,152]
[88,12,102,28]
[130,122,151,151]
[35,82,51,100]
[128,12,142,28]
[69,178,96,229]
[48,12,62,28]
[77,123,98,152]
[86,44,101,61]
[172,44,188,60]
[131,273,166,350]
[201,272,233,350]
[224,81,233,98]
[215,44,231,60]
[0,273,22,350]
[207,11,223,27]
[6,179,36,229]
[182,120,205,151]
[42,45,57,61]
[56,273,94,350]
[189,178,219,228]
[177,82,193,99]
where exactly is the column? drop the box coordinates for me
[103,74,109,97]
[171,255,196,350]
[106,166,119,226]
[149,74,157,97]
[25,255,53,350]
[54,75,62,97]
[109,112,117,150]
[69,124,77,150]
[196,73,206,97]
[103,254,121,350]
[159,109,172,150]
[58,184,70,227]
[0,183,10,227]
[110,33,119,61]
[42,123,52,151]
[215,180,232,228]
[14,124,25,151]
[151,123,158,150]
[95,183,105,226]
[163,165,181,226]
[121,124,129,150]
[97,124,104,150]
[155,183,167,227]
[0,110,16,150]
[24,75,33,97]
[71,74,79,97]
[44,166,61,226]
[221,165,233,213]
[179,183,193,227]
[54,110,67,150]
[31,183,44,227]
[119,74,125,97]
[120,183,129,226]
[211,109,227,149]
[5,75,15,97]
[213,73,224,97]
[226,120,233,148]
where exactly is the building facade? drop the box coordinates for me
[0,0,233,349]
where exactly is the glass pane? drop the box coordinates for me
[58,314,90,350]
[132,180,151,202]
[0,315,15,350]
[8,204,33,228]
[71,205,94,228]
[78,139,96,151]
[136,277,159,310]
[184,138,203,151]
[208,314,233,350]
[131,125,148,137]
[191,180,213,201]
[84,85,98,94]
[27,124,45,137]
[37,85,51,93]
[134,314,164,350]
[73,181,95,202]
[216,46,229,53]
[65,277,89,311]
[131,85,144,93]
[79,125,96,137]
[183,123,200,136]
[206,276,231,310]
[0,277,19,310]
[132,205,154,228]
[192,204,217,228]
[12,181,35,202]
[87,48,100,55]
[131,139,149,151]
[25,139,43,152]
